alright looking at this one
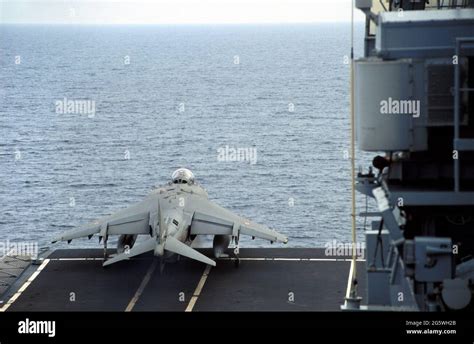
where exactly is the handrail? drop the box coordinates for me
[454,37,474,192]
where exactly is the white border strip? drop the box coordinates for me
[0,259,50,312]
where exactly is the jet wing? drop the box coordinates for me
[52,196,157,243]
[189,199,288,244]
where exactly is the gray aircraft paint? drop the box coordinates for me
[52,168,288,267]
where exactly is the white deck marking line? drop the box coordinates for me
[125,259,158,312]
[185,265,212,312]
[54,258,104,261]
[0,259,50,312]
[218,257,365,262]
[49,257,365,262]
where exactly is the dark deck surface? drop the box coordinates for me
[1,248,366,312]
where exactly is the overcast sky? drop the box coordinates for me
[0,0,364,24]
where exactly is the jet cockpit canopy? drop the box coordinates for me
[171,168,195,185]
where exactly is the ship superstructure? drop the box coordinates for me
[349,0,474,311]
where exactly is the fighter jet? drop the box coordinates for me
[52,168,288,267]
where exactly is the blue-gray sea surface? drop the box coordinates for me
[0,24,370,250]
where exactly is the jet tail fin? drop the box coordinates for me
[103,237,156,267]
[164,236,216,266]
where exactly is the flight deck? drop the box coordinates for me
[0,248,365,312]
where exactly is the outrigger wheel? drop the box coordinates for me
[233,238,240,268]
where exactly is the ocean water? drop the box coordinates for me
[0,24,369,250]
